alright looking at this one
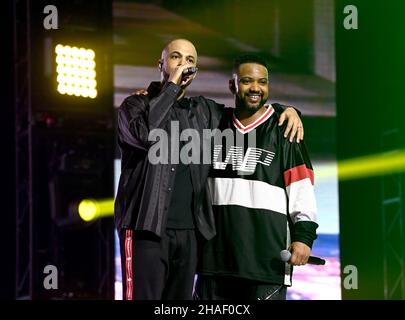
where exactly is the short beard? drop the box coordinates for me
[236,96,266,115]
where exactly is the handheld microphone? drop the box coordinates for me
[280,249,326,266]
[182,67,198,76]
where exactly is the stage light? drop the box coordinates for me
[304,150,405,183]
[55,44,97,99]
[78,199,98,221]
[338,149,405,181]
[78,198,114,222]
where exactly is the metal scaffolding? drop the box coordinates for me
[13,0,115,299]
[381,129,405,299]
[14,0,34,299]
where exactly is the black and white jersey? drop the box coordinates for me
[198,104,318,285]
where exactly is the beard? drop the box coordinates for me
[236,94,267,114]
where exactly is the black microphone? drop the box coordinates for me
[182,67,198,77]
[280,250,326,265]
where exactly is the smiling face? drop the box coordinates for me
[159,39,197,88]
[231,62,269,112]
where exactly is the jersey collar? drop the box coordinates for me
[232,104,274,134]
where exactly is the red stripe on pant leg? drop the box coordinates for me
[125,229,133,300]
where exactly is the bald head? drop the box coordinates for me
[158,38,198,88]
[161,39,198,63]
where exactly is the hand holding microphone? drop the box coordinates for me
[280,249,326,266]
[280,242,325,266]
[179,67,198,87]
[168,64,198,86]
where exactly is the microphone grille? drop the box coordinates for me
[280,250,291,262]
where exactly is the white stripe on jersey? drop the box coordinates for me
[208,177,287,215]
[286,178,317,223]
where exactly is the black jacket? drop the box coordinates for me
[114,81,224,240]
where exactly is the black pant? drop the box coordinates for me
[119,229,197,300]
[194,275,287,300]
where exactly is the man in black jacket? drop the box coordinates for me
[115,39,303,300]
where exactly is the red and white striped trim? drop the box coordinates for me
[124,229,133,300]
[284,164,314,187]
[232,104,274,134]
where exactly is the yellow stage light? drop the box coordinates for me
[78,199,98,222]
[338,149,405,181]
[78,198,115,222]
[55,44,97,98]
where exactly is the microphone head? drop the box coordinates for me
[280,250,291,262]
[182,67,198,76]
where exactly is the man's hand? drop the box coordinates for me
[289,242,311,266]
[132,89,148,96]
[278,107,304,143]
[168,63,195,87]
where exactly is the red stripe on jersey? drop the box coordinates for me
[232,105,274,133]
[284,164,314,187]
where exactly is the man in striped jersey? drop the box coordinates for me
[195,54,318,300]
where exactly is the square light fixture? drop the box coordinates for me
[55,44,97,99]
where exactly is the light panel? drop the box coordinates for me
[55,44,97,99]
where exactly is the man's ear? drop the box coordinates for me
[229,79,236,94]
[158,59,163,71]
